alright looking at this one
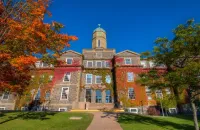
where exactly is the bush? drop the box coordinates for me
[147,106,160,116]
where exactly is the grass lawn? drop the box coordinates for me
[0,112,93,130]
[118,113,200,130]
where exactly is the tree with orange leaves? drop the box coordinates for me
[0,0,78,92]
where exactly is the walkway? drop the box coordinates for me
[87,112,123,130]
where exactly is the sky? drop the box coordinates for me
[44,0,200,54]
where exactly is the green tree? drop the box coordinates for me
[137,19,200,130]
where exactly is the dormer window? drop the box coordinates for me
[125,58,132,65]
[97,40,101,47]
[66,58,73,65]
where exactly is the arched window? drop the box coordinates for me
[98,40,101,47]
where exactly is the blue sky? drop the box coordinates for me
[44,0,200,54]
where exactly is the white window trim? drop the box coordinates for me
[95,76,102,84]
[124,58,132,65]
[2,92,9,100]
[0,107,6,110]
[86,74,93,84]
[63,72,71,82]
[169,108,177,114]
[42,62,49,68]
[60,87,69,100]
[104,61,110,68]
[155,90,163,99]
[127,72,134,82]
[96,61,102,68]
[87,61,93,67]
[129,108,139,114]
[59,108,67,111]
[66,58,73,65]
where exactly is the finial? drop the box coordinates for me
[98,24,101,28]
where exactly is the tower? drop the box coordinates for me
[92,24,107,49]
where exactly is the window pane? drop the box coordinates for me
[127,72,134,81]
[86,89,91,102]
[105,75,111,84]
[105,61,110,67]
[45,91,50,100]
[106,90,112,103]
[96,76,102,84]
[67,59,73,64]
[87,61,93,67]
[125,59,131,64]
[96,62,102,68]
[2,92,9,99]
[43,62,49,67]
[64,72,70,81]
[61,88,69,99]
[128,88,135,99]
[86,74,92,84]
[96,90,102,103]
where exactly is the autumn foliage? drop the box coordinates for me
[0,0,78,92]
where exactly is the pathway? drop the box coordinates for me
[87,112,123,130]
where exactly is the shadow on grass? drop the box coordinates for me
[118,113,194,130]
[0,112,57,124]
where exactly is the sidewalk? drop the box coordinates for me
[87,112,123,130]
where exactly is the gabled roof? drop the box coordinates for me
[115,50,140,56]
[61,50,82,56]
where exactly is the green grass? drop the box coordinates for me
[118,113,200,130]
[0,112,93,130]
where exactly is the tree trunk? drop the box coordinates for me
[191,101,199,130]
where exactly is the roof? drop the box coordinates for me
[115,50,140,56]
[61,50,82,56]
[93,24,106,33]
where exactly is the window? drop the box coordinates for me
[86,74,92,84]
[2,92,9,100]
[42,62,49,67]
[45,91,51,100]
[0,107,5,110]
[130,108,138,114]
[145,87,152,100]
[35,61,41,68]
[98,40,101,47]
[66,58,73,64]
[141,61,147,68]
[155,90,163,99]
[35,89,40,100]
[95,76,102,84]
[86,89,91,102]
[128,88,135,100]
[96,61,102,68]
[60,87,69,100]
[49,75,53,81]
[63,72,71,82]
[106,90,112,103]
[165,88,171,95]
[125,58,132,65]
[169,108,177,114]
[59,108,67,112]
[127,72,134,82]
[149,61,154,68]
[105,61,110,67]
[105,75,111,84]
[96,90,102,103]
[87,61,93,67]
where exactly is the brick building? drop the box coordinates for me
[0,25,174,113]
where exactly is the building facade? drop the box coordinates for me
[0,25,175,113]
